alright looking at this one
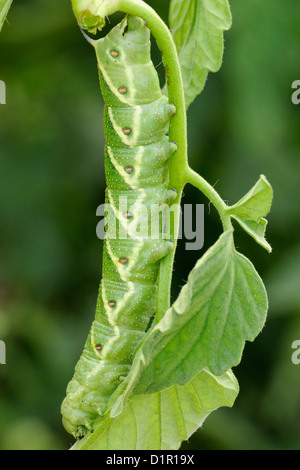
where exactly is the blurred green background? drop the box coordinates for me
[0,0,300,450]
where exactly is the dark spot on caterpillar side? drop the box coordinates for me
[95,344,103,351]
[124,165,134,174]
[110,50,119,58]
[108,300,116,308]
[123,211,133,219]
[118,86,128,94]
[123,127,132,135]
[119,257,128,265]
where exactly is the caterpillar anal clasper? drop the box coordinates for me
[61,15,177,438]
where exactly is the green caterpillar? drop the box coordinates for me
[61,15,177,438]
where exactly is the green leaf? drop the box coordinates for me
[0,0,13,32]
[227,175,273,222]
[231,216,272,253]
[169,0,232,108]
[226,175,273,251]
[71,368,238,450]
[133,230,268,395]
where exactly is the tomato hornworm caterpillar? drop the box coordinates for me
[61,15,177,438]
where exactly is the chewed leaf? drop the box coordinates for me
[227,175,273,222]
[0,0,13,32]
[71,368,238,450]
[169,0,232,107]
[133,231,268,395]
[231,215,272,253]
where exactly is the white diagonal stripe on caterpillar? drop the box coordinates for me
[106,146,135,189]
[106,187,148,240]
[102,279,135,322]
[98,38,136,106]
[106,145,144,189]
[105,236,145,281]
[107,104,142,147]
[98,283,121,359]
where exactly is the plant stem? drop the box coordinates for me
[184,166,232,232]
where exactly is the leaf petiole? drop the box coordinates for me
[185,166,233,232]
